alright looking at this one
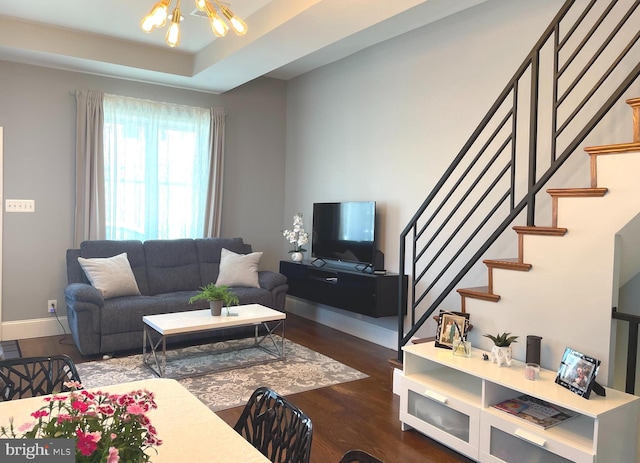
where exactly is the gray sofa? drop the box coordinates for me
[65,238,288,356]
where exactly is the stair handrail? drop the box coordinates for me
[398,0,640,359]
[612,307,640,394]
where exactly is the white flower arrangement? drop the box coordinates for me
[283,213,309,253]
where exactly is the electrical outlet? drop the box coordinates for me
[48,299,57,314]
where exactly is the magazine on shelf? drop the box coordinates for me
[491,395,578,429]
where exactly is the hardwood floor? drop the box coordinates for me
[17,312,473,463]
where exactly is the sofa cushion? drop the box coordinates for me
[78,252,141,299]
[100,292,200,334]
[143,239,201,295]
[99,288,275,335]
[195,238,250,285]
[80,240,149,295]
[216,248,262,288]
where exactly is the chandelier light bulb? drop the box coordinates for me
[203,1,228,37]
[195,0,207,10]
[151,0,170,28]
[211,15,229,37]
[141,15,155,33]
[166,6,181,47]
[229,16,247,35]
[219,5,247,35]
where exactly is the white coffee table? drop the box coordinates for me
[142,303,286,378]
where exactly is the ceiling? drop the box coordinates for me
[0,0,487,94]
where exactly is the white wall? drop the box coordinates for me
[0,61,286,338]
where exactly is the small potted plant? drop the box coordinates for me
[483,332,518,367]
[189,283,239,316]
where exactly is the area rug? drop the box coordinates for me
[76,337,367,412]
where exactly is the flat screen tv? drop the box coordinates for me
[312,201,377,265]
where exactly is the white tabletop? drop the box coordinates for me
[143,303,286,336]
[0,378,270,463]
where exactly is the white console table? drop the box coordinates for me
[399,342,640,463]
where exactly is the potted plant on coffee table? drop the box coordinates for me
[189,283,239,316]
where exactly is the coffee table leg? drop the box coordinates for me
[160,336,167,377]
[142,326,148,362]
[255,320,286,359]
[142,325,166,378]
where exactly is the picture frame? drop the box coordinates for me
[434,310,470,350]
[555,347,601,399]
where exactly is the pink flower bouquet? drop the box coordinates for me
[0,381,162,463]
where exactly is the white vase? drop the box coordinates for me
[490,345,513,367]
[290,252,304,262]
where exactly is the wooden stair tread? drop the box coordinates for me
[457,286,500,302]
[411,336,436,344]
[483,258,532,271]
[388,358,403,369]
[513,225,567,236]
[546,187,608,197]
[584,142,640,155]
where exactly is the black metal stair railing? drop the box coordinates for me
[397,0,640,360]
[612,307,640,394]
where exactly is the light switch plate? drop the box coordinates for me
[5,199,35,212]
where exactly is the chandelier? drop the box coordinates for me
[141,0,248,48]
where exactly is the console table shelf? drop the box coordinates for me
[399,341,640,463]
[279,260,407,318]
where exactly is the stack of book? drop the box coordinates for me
[492,394,578,429]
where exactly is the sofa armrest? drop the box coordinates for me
[64,283,105,356]
[65,283,105,308]
[258,271,287,291]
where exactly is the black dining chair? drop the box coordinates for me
[0,354,81,401]
[338,449,386,463]
[234,386,313,463]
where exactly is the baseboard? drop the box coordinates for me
[285,297,398,350]
[1,316,70,341]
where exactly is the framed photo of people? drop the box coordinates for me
[555,347,601,398]
[434,310,470,350]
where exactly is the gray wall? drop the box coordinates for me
[0,61,286,325]
[282,0,566,341]
[284,0,566,273]
[282,0,640,348]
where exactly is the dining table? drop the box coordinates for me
[0,378,271,462]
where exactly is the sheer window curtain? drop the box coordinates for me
[103,95,211,240]
[74,91,225,243]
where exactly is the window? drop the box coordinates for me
[103,95,211,240]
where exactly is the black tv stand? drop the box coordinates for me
[280,260,407,318]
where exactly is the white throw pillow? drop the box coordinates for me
[216,248,263,288]
[78,252,141,299]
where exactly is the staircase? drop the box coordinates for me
[397,0,640,385]
[458,98,640,383]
